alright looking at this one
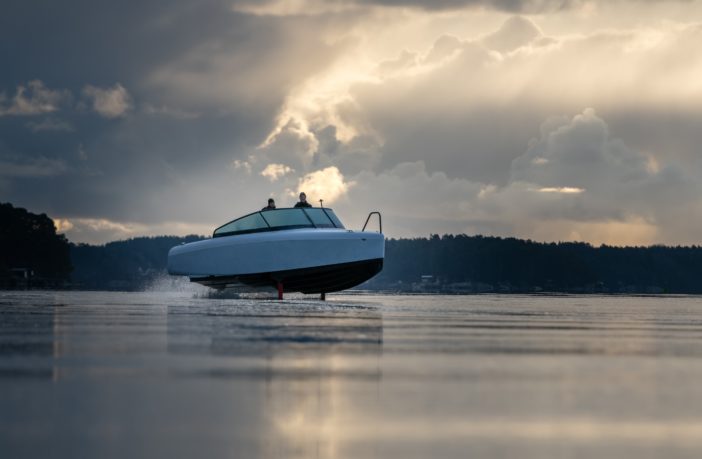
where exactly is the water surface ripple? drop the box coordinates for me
[2,291,702,458]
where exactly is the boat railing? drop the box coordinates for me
[362,211,382,233]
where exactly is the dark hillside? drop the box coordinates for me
[370,235,702,294]
[70,235,205,290]
[0,202,71,288]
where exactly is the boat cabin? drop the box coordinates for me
[213,208,346,238]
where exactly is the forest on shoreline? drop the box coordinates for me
[0,203,71,289]
[3,202,702,293]
[372,235,702,294]
[70,234,702,294]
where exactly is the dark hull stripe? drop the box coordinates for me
[191,258,383,293]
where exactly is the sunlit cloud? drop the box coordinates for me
[536,187,585,194]
[71,218,139,235]
[53,218,74,233]
[233,0,613,16]
[331,107,701,246]
[0,80,69,116]
[231,159,253,175]
[82,83,132,118]
[275,16,702,153]
[261,118,319,157]
[545,217,659,246]
[297,166,353,205]
[261,163,295,181]
[233,0,362,16]
[57,217,212,245]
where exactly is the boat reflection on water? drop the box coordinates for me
[166,297,383,458]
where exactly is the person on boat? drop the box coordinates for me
[262,198,276,211]
[294,192,312,208]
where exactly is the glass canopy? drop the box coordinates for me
[213,208,345,238]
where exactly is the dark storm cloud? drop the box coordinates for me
[0,0,341,111]
[0,80,71,116]
[0,0,348,226]
[1,0,244,88]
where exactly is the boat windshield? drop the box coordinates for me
[213,208,345,237]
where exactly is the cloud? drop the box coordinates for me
[423,35,463,64]
[0,156,68,178]
[261,163,294,181]
[297,166,353,204]
[329,161,484,237]
[474,109,695,243]
[26,117,74,132]
[233,0,362,16]
[144,12,348,116]
[231,12,702,245]
[375,49,418,76]
[4,3,702,246]
[82,83,132,118]
[259,118,319,169]
[510,109,651,191]
[142,104,200,119]
[512,109,702,244]
[536,187,585,194]
[55,217,212,245]
[53,218,74,233]
[330,108,701,246]
[481,15,544,53]
[231,159,253,175]
[355,0,585,12]
[277,16,702,188]
[0,80,69,116]
[234,0,591,15]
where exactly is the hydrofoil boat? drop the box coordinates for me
[167,208,384,298]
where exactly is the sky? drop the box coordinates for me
[2,0,702,246]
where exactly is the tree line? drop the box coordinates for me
[66,234,702,293]
[70,235,203,290]
[4,202,702,293]
[369,234,702,293]
[0,202,71,288]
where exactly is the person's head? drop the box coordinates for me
[299,192,307,202]
[268,198,275,208]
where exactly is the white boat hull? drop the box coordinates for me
[167,228,384,292]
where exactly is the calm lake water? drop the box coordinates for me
[3,290,702,458]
